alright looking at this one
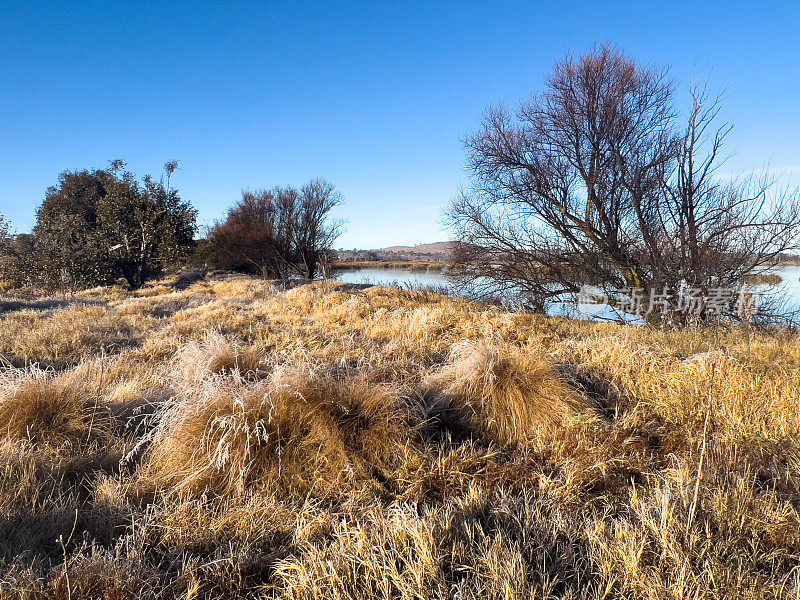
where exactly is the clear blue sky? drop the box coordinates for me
[1,1,798,248]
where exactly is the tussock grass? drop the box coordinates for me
[172,330,264,383]
[425,341,590,445]
[0,369,113,448]
[0,274,799,598]
[145,366,419,498]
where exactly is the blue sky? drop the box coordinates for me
[1,1,798,248]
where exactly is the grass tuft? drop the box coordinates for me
[145,366,419,498]
[0,369,112,448]
[425,341,590,445]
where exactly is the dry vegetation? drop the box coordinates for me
[0,273,799,599]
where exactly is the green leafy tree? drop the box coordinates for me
[0,215,11,258]
[0,224,39,289]
[33,161,197,289]
[33,170,111,289]
[0,215,16,287]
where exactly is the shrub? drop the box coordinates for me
[32,161,196,290]
[208,180,342,280]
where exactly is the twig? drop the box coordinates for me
[59,508,79,600]
[687,364,714,538]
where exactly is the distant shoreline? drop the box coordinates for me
[333,261,447,271]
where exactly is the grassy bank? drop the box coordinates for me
[0,274,799,598]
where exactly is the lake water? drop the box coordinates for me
[780,266,800,299]
[335,267,456,290]
[335,265,800,320]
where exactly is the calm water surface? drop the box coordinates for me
[335,266,800,319]
[335,267,454,289]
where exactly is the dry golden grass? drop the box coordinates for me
[0,273,798,598]
[172,330,265,383]
[425,341,589,445]
[145,367,417,498]
[0,369,113,448]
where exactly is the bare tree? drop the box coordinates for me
[659,88,800,292]
[209,190,287,278]
[295,179,344,279]
[209,179,343,280]
[447,45,800,322]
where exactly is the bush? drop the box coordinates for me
[209,179,342,280]
[31,161,196,290]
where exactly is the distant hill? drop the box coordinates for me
[337,241,454,263]
[378,242,453,257]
